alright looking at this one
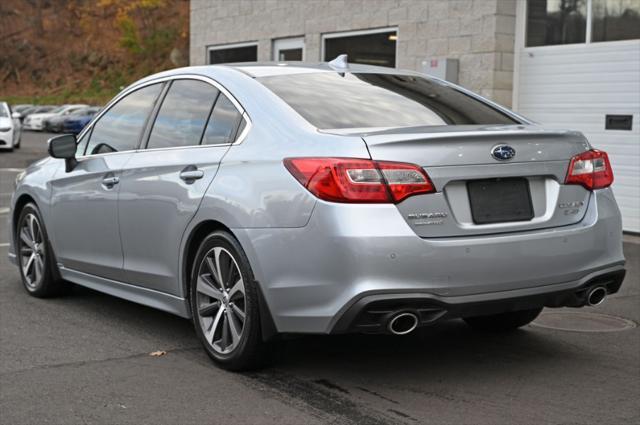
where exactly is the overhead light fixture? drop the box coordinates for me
[388,34,398,41]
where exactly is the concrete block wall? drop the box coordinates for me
[190,0,517,106]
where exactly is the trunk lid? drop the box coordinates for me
[359,125,593,237]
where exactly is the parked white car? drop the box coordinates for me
[23,104,88,131]
[0,102,21,151]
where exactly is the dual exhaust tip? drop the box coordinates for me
[386,286,607,335]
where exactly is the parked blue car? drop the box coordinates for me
[62,106,101,134]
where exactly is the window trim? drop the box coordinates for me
[82,82,165,157]
[141,78,225,150]
[140,80,172,151]
[321,27,398,66]
[76,74,252,158]
[206,41,259,65]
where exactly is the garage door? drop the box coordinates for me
[515,1,640,233]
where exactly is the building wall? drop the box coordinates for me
[190,0,517,106]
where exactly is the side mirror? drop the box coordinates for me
[48,134,77,172]
[11,112,21,119]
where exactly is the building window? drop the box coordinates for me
[273,37,305,61]
[526,0,587,46]
[592,0,640,42]
[526,0,639,46]
[323,28,397,68]
[208,43,257,64]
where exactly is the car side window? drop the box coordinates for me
[147,80,220,149]
[201,94,243,145]
[76,130,90,157]
[85,83,162,155]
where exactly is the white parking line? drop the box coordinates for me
[0,168,25,173]
[0,208,9,215]
[0,243,9,248]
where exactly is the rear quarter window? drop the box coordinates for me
[201,94,243,145]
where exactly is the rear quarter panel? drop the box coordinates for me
[181,69,372,297]
[191,67,371,229]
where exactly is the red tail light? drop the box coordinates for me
[565,150,614,190]
[283,157,435,203]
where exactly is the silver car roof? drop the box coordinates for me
[130,62,424,87]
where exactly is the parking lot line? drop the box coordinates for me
[0,168,25,173]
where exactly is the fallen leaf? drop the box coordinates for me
[149,350,167,357]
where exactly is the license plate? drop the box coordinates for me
[467,178,534,224]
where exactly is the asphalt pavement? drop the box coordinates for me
[1,131,639,425]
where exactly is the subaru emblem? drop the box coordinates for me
[491,144,516,161]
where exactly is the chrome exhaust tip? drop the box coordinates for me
[587,286,607,306]
[388,312,419,335]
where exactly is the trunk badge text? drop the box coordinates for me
[559,201,585,216]
[408,212,447,226]
[491,144,516,161]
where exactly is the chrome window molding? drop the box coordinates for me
[75,74,252,159]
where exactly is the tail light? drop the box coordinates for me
[565,150,614,190]
[283,157,435,203]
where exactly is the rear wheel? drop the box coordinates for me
[190,231,268,371]
[16,203,68,297]
[463,307,543,332]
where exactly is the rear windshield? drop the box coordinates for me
[257,72,518,129]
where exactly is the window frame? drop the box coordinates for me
[141,79,222,150]
[206,41,259,65]
[321,27,399,67]
[272,36,305,61]
[521,0,640,49]
[75,74,252,158]
[82,83,165,157]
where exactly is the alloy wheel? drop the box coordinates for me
[18,213,45,289]
[196,246,247,355]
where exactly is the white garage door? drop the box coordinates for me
[514,1,640,233]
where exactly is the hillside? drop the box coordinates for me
[0,0,189,105]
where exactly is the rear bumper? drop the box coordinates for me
[234,187,625,334]
[330,268,625,333]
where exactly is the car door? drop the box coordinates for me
[117,78,246,294]
[49,83,164,281]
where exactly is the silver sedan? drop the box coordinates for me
[8,60,626,370]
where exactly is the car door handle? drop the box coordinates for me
[179,169,204,182]
[102,176,119,188]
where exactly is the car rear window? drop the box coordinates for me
[257,72,518,129]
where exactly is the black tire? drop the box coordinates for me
[190,231,269,371]
[463,307,543,332]
[16,203,69,297]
